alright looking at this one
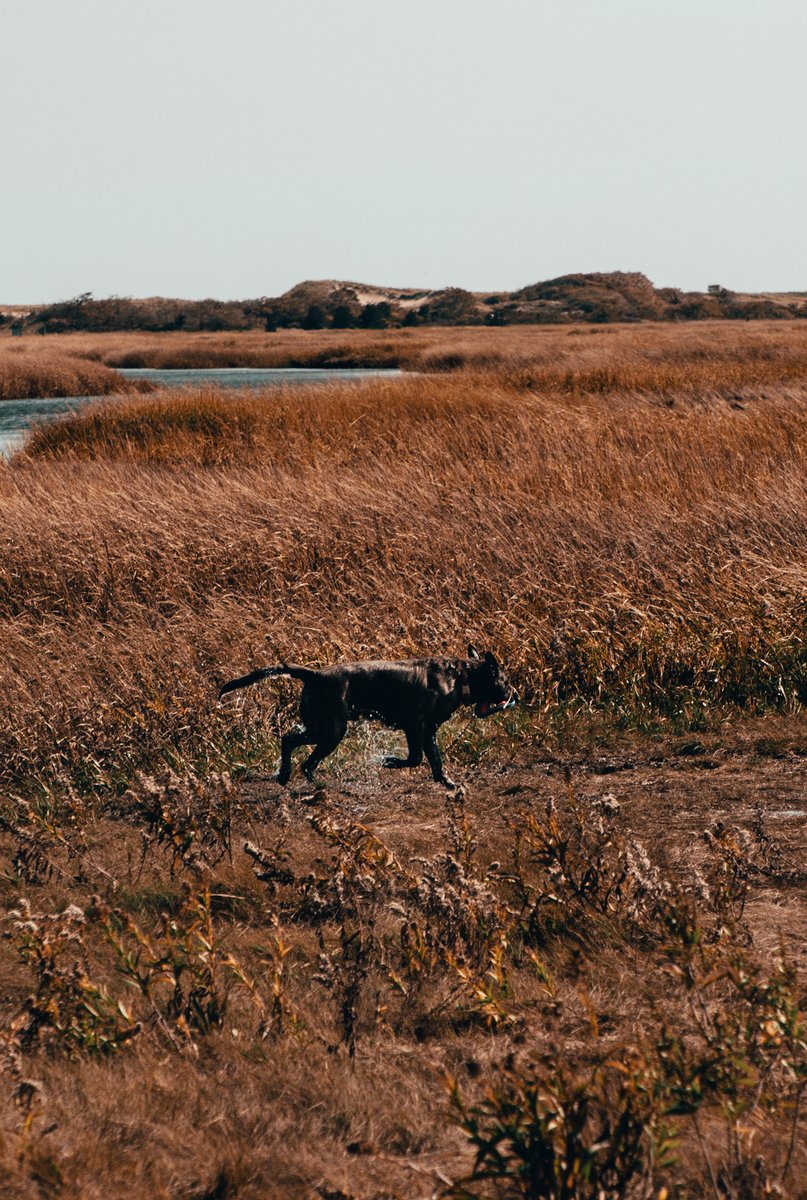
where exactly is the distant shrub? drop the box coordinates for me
[301,304,328,330]
[359,301,393,329]
[331,304,358,329]
[31,294,254,334]
[421,287,480,325]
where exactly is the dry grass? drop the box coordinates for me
[1,328,421,374]
[0,341,151,400]
[3,357,805,791]
[7,317,807,379]
[0,322,806,1197]
[5,317,807,420]
[0,754,805,1197]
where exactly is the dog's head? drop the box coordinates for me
[467,645,518,718]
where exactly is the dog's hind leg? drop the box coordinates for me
[300,722,348,784]
[424,726,456,790]
[277,725,311,785]
[383,725,424,770]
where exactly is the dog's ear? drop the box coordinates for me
[468,644,480,661]
[484,650,500,670]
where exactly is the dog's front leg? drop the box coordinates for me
[383,725,424,770]
[424,726,456,789]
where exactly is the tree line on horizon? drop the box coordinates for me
[8,272,807,334]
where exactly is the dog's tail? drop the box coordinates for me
[218,664,320,701]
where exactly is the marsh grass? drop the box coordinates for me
[1,340,805,793]
[8,316,807,380]
[0,322,806,1196]
[0,342,151,400]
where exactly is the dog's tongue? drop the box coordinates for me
[478,701,490,716]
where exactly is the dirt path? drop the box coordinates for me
[240,741,806,862]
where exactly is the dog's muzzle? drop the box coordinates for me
[474,690,518,718]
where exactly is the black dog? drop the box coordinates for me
[218,645,516,788]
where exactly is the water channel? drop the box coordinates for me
[0,367,401,457]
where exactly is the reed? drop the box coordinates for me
[7,315,807,378]
[2,358,805,792]
[0,342,149,400]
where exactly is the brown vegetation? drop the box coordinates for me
[0,752,805,1197]
[7,315,807,381]
[0,321,805,1196]
[14,271,807,334]
[0,341,150,400]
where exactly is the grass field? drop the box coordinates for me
[0,322,805,1198]
[6,317,807,386]
[0,341,153,401]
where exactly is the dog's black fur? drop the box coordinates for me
[218,645,516,788]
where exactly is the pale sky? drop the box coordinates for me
[2,1,806,303]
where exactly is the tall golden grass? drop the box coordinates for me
[0,341,151,400]
[7,316,807,380]
[1,337,804,792]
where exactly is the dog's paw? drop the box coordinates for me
[439,776,457,790]
[383,755,408,769]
